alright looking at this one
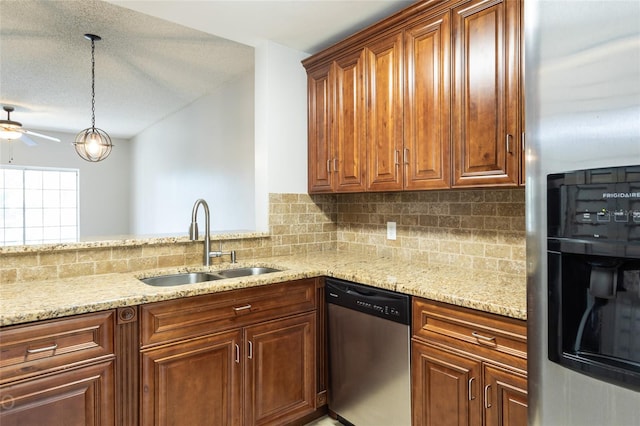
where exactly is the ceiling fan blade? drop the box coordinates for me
[20,134,38,147]
[24,129,61,142]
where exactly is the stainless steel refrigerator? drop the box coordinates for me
[526,1,640,425]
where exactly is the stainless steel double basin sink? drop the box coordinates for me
[140,267,281,287]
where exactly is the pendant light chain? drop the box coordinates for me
[90,37,96,129]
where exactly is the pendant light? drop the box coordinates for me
[74,34,112,162]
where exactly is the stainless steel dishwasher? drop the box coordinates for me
[326,278,411,426]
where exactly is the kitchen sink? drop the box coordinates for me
[140,267,281,286]
[214,267,281,279]
[140,272,222,287]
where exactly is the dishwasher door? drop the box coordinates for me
[326,279,411,426]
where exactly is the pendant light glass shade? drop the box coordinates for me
[74,34,113,162]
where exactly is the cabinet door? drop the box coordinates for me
[244,313,316,426]
[452,0,520,187]
[366,30,404,191]
[307,63,334,193]
[404,11,451,190]
[333,49,367,192]
[483,365,527,426]
[0,360,115,426]
[140,330,242,426]
[412,341,482,426]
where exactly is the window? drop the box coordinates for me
[0,166,79,246]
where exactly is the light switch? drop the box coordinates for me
[387,221,396,240]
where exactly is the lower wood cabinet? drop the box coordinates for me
[412,298,527,426]
[244,313,316,425]
[140,329,243,425]
[139,278,319,426]
[0,361,115,426]
[0,311,117,425]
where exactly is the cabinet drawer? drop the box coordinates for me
[0,310,115,384]
[412,298,526,364]
[140,278,317,348]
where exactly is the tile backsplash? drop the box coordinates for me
[334,188,525,275]
[0,189,525,283]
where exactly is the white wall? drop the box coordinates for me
[0,130,132,239]
[254,41,309,230]
[130,70,255,235]
[2,42,309,241]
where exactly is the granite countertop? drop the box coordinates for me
[0,252,526,327]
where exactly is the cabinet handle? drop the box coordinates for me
[506,134,513,154]
[248,341,253,359]
[403,148,409,165]
[394,150,400,166]
[233,304,252,312]
[471,331,496,343]
[26,343,58,354]
[327,159,331,173]
[468,377,476,401]
[484,384,492,409]
[235,344,240,363]
[521,132,525,151]
[333,158,338,173]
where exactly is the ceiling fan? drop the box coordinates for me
[0,106,61,146]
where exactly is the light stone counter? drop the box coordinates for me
[0,252,526,327]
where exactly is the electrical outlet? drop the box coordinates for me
[387,221,396,240]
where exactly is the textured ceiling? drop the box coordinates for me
[0,0,413,139]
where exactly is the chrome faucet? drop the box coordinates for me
[189,199,236,266]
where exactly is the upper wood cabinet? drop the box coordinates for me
[333,49,368,192]
[366,30,404,192]
[404,10,452,190]
[307,63,333,193]
[307,50,367,193]
[304,0,524,194]
[451,0,521,187]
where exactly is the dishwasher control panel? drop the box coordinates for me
[356,300,402,318]
[326,278,410,325]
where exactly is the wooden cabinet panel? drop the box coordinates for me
[333,49,368,192]
[307,63,333,193]
[404,11,451,190]
[412,297,527,426]
[244,313,316,426]
[412,341,481,426]
[140,279,316,348]
[0,360,115,426]
[140,279,319,426]
[452,0,520,187]
[484,364,527,426]
[140,330,242,426]
[413,298,526,371]
[305,0,524,193]
[0,310,115,384]
[366,31,404,192]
